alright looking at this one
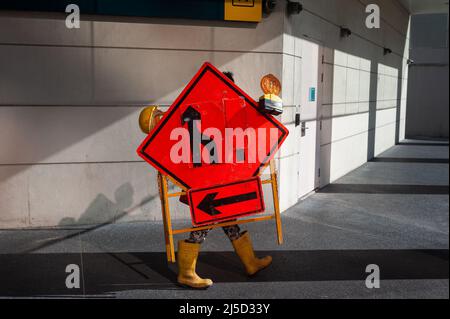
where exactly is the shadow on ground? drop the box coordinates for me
[0,249,448,297]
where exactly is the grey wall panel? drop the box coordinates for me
[0,106,141,165]
[0,7,284,53]
[411,13,448,49]
[0,165,29,227]
[406,64,449,138]
[0,15,92,46]
[0,44,283,106]
[0,45,93,105]
[406,13,449,138]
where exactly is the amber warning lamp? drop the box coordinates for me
[139,105,164,134]
[259,74,283,115]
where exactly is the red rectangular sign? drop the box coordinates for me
[187,177,265,226]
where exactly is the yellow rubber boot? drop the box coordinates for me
[231,231,272,276]
[177,240,213,289]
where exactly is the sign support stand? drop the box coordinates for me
[157,159,283,263]
[157,172,176,263]
[270,159,283,245]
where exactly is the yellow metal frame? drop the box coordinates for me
[157,159,283,263]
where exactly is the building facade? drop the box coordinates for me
[0,0,410,228]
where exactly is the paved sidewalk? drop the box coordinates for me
[0,139,448,298]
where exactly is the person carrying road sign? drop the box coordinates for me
[137,63,288,289]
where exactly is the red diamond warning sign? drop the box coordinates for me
[137,62,288,190]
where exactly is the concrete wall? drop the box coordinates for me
[406,13,449,138]
[0,7,285,228]
[280,0,410,193]
[0,1,410,228]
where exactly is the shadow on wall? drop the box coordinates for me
[367,62,379,160]
[57,179,181,228]
[59,182,134,226]
[318,44,334,187]
[19,181,172,254]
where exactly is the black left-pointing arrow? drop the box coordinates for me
[197,191,257,216]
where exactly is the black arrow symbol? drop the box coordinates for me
[182,106,218,167]
[197,191,258,216]
[182,106,202,167]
